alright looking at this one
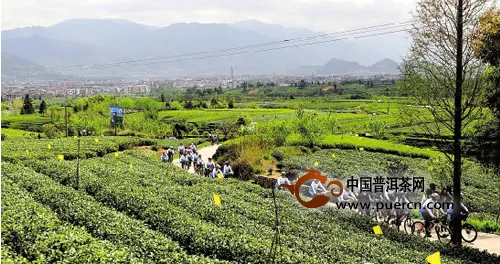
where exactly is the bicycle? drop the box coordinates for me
[387,210,414,234]
[443,215,478,243]
[412,216,452,244]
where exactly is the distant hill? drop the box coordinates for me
[1,19,408,78]
[1,52,66,80]
[317,58,399,76]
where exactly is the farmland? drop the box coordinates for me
[2,82,500,262]
[2,136,499,263]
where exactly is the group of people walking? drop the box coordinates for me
[160,143,234,178]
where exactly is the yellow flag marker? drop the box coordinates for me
[359,148,364,151]
[48,144,52,149]
[213,194,221,205]
[114,152,119,157]
[314,161,319,167]
[130,163,133,169]
[94,138,99,143]
[74,135,78,139]
[373,225,383,235]
[217,173,223,179]
[331,153,336,159]
[57,154,64,161]
[426,252,441,264]
[26,150,29,155]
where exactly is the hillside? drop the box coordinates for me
[317,57,399,75]
[1,52,66,80]
[2,19,408,77]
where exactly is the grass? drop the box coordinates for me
[287,134,443,159]
[1,128,44,138]
[152,108,297,124]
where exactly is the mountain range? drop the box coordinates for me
[1,19,408,78]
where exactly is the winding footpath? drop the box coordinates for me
[172,144,500,256]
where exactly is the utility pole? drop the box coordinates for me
[76,138,81,190]
[65,88,68,137]
[231,66,234,89]
[451,0,464,246]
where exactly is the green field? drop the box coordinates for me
[3,79,499,263]
[2,137,499,263]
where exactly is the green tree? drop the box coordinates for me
[210,97,218,108]
[297,113,327,147]
[400,0,490,245]
[469,8,500,172]
[39,100,47,115]
[298,79,307,89]
[268,122,291,147]
[21,94,34,114]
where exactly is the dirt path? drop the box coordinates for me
[426,229,500,255]
[173,144,221,174]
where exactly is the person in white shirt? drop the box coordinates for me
[205,158,215,177]
[308,180,328,196]
[212,164,223,178]
[419,193,440,237]
[179,153,188,170]
[167,146,175,163]
[339,187,357,202]
[223,161,234,178]
[275,172,291,190]
[178,144,185,156]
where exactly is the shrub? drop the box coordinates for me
[272,150,285,162]
[300,146,312,154]
[249,101,258,109]
[233,159,254,181]
[42,123,58,139]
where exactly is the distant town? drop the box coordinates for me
[1,74,400,100]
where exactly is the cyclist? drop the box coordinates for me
[167,146,175,163]
[161,150,168,163]
[394,192,410,227]
[419,193,440,237]
[357,190,373,216]
[339,187,357,202]
[209,134,214,146]
[447,193,469,223]
[422,183,437,203]
[223,161,234,178]
[308,179,328,197]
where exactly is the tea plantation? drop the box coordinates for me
[2,137,499,263]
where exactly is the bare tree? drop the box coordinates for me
[399,0,493,245]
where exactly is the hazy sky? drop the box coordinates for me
[2,0,416,31]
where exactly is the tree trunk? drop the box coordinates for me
[452,0,464,246]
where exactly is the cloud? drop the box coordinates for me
[1,0,416,32]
